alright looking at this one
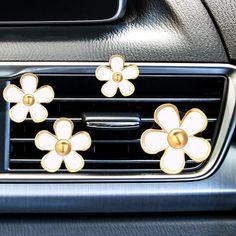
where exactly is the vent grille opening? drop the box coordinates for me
[8,74,226,175]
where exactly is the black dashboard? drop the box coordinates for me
[1,0,236,235]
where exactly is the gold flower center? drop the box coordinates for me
[112,72,123,83]
[167,128,188,149]
[55,139,72,156]
[23,94,35,106]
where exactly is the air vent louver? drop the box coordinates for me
[8,74,226,175]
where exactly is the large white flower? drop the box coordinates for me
[35,118,91,173]
[141,104,211,175]
[3,73,54,123]
[95,55,139,97]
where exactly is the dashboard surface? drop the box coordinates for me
[0,0,228,62]
[0,0,236,234]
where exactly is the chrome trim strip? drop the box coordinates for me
[0,62,231,66]
[52,97,220,101]
[25,117,217,121]
[0,62,234,182]
[10,138,212,142]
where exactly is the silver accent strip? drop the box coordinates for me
[10,138,211,142]
[52,97,220,102]
[0,62,234,182]
[0,61,231,66]
[0,0,127,25]
[23,117,217,122]
[82,113,141,130]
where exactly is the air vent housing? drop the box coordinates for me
[8,72,226,177]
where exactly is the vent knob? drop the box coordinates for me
[82,113,141,130]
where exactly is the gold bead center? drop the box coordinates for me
[167,128,188,149]
[112,72,123,83]
[55,139,72,156]
[23,94,35,106]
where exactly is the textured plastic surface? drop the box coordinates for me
[203,0,236,61]
[0,0,227,62]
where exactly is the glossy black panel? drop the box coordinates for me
[0,0,120,22]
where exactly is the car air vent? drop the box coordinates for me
[7,73,226,176]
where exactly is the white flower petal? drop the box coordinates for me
[154,104,180,132]
[184,137,211,162]
[29,103,48,123]
[9,103,29,123]
[34,86,54,103]
[95,66,113,81]
[110,55,124,72]
[64,151,85,173]
[118,79,135,97]
[41,151,63,173]
[20,73,38,94]
[181,109,208,136]
[160,147,185,174]
[101,80,118,97]
[53,118,74,140]
[3,84,24,103]
[35,131,57,151]
[70,131,91,151]
[141,129,168,154]
[122,65,139,80]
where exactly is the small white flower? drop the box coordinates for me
[35,118,91,173]
[95,55,139,97]
[141,104,211,175]
[3,73,54,123]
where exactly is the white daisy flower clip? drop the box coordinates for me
[141,104,211,175]
[95,55,139,97]
[3,73,54,123]
[35,118,91,173]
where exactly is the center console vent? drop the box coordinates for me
[8,73,226,175]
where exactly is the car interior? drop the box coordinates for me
[0,0,236,235]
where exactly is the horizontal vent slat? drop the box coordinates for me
[10,138,212,143]
[9,166,202,173]
[52,97,221,102]
[24,117,218,122]
[10,159,197,164]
